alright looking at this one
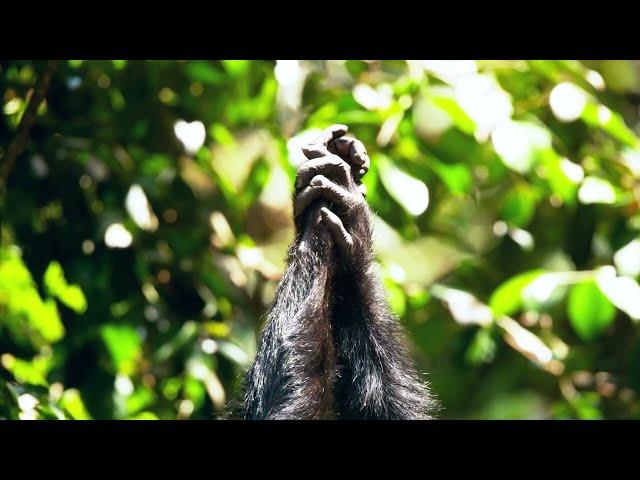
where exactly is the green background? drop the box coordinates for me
[2,59,640,420]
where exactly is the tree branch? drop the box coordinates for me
[0,60,58,188]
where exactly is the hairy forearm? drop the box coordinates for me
[242,224,336,419]
[331,209,435,419]
[240,124,435,420]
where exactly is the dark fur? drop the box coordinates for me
[229,197,437,420]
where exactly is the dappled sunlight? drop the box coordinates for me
[431,285,493,326]
[174,119,206,155]
[614,239,640,277]
[578,176,617,204]
[3,59,640,420]
[454,73,513,142]
[125,184,158,232]
[549,82,587,122]
[377,154,429,216]
[491,120,551,174]
[104,223,133,249]
[596,266,640,321]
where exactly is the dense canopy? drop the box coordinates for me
[2,60,640,419]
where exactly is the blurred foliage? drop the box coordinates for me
[3,59,640,419]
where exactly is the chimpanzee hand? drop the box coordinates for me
[240,124,435,420]
[293,124,373,264]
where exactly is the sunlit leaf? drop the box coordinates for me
[567,280,616,341]
[0,248,65,344]
[378,154,429,216]
[127,411,159,420]
[185,61,225,84]
[44,261,88,313]
[582,102,640,148]
[429,158,472,196]
[596,266,640,321]
[432,285,493,326]
[489,270,546,317]
[430,91,475,136]
[2,355,49,386]
[59,389,92,420]
[384,279,407,317]
[501,185,538,227]
[100,324,142,375]
[221,60,250,78]
[578,176,617,205]
[4,59,640,421]
[491,120,551,174]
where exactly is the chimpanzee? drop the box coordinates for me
[232,125,436,419]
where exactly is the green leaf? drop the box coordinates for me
[43,261,65,294]
[539,150,579,204]
[345,60,367,77]
[185,61,225,85]
[36,403,66,420]
[407,286,431,310]
[384,279,407,317]
[0,248,65,344]
[2,354,49,386]
[431,93,475,135]
[582,102,640,148]
[501,185,538,227]
[221,60,250,78]
[44,261,87,313]
[59,388,92,420]
[30,298,65,343]
[489,270,546,317]
[333,110,380,126]
[184,376,206,409]
[126,386,155,416]
[429,158,472,196]
[209,123,236,146]
[100,324,142,375]
[127,411,159,420]
[466,328,497,365]
[567,280,616,341]
[60,285,88,313]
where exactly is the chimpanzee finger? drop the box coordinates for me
[357,182,367,198]
[350,139,370,171]
[294,175,355,216]
[331,137,369,166]
[295,155,352,190]
[301,144,331,160]
[330,136,352,158]
[331,138,370,178]
[330,137,370,183]
[320,207,353,254]
[318,124,348,145]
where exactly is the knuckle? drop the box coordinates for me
[301,145,317,156]
[327,155,343,167]
[295,166,306,179]
[337,160,350,175]
[310,174,327,187]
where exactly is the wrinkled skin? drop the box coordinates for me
[294,124,371,262]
